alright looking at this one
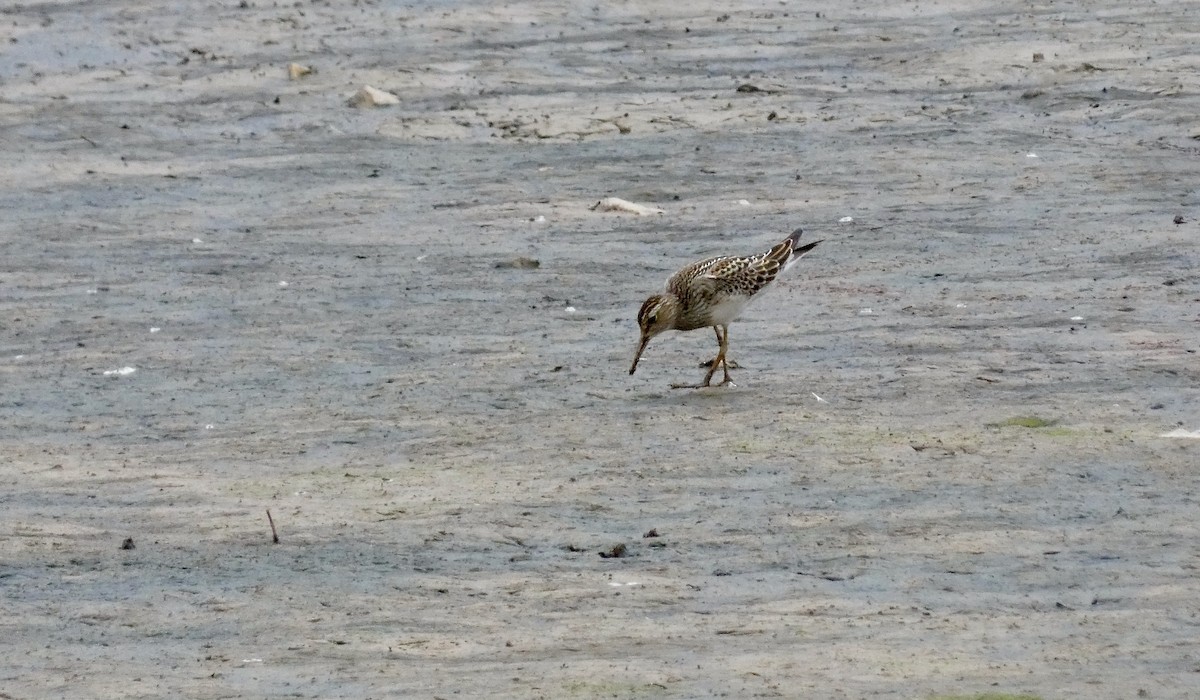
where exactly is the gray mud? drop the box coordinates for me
[2,1,1199,698]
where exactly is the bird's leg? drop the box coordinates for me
[678,326,732,389]
[714,325,735,386]
[670,327,726,389]
[698,327,743,373]
[702,326,724,386]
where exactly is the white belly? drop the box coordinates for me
[706,293,752,326]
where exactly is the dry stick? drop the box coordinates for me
[266,508,280,544]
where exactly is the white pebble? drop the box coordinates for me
[348,85,400,108]
[150,327,161,333]
[278,281,289,288]
[591,197,664,216]
[838,216,853,223]
[287,62,312,80]
[103,366,136,376]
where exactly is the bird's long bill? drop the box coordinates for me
[629,334,650,375]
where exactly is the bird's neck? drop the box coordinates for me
[659,295,683,329]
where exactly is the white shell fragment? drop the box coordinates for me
[287,62,313,80]
[589,197,664,216]
[103,366,136,376]
[839,216,854,223]
[1161,428,1200,439]
[348,85,400,108]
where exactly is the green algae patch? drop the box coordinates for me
[994,416,1058,429]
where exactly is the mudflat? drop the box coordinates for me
[2,1,1198,697]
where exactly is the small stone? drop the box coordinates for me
[348,85,400,108]
[599,543,627,559]
[494,257,540,269]
[287,62,312,80]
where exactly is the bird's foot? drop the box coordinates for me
[670,379,737,390]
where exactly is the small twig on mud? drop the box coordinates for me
[266,508,280,544]
[796,570,853,582]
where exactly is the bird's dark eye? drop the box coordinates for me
[648,314,657,325]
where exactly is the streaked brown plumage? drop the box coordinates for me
[629,228,821,388]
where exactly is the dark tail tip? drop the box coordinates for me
[794,239,823,256]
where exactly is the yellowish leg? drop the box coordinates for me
[713,325,734,386]
[672,326,734,389]
[699,326,723,386]
[698,326,734,387]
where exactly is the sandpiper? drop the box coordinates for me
[629,228,821,388]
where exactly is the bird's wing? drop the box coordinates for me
[702,254,784,298]
[668,231,805,299]
[665,255,744,297]
[667,256,720,285]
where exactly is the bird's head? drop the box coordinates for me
[629,294,679,375]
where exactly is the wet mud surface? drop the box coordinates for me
[2,1,1199,697]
